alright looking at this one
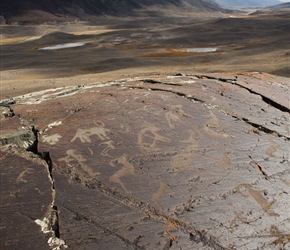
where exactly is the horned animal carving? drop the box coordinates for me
[71,121,110,143]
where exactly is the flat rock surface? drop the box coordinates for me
[0,149,52,249]
[0,72,289,249]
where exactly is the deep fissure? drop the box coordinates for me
[30,129,64,248]
[232,80,290,114]
[193,74,290,114]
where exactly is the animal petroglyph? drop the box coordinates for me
[71,121,110,143]
[237,184,279,216]
[171,131,199,174]
[99,140,115,157]
[165,105,194,128]
[204,111,231,138]
[109,154,135,193]
[138,123,171,151]
[58,149,98,177]
[196,150,230,171]
[42,134,62,145]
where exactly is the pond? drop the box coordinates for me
[38,42,86,50]
[185,47,218,53]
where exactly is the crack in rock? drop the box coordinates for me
[0,98,16,106]
[61,205,146,250]
[1,105,15,118]
[0,124,68,249]
[241,118,290,141]
[142,79,183,86]
[0,126,38,152]
[1,73,289,249]
[232,80,290,114]
[194,74,290,114]
[35,144,68,249]
[125,84,290,140]
[58,166,227,250]
[124,85,205,104]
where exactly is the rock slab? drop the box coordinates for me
[1,72,289,249]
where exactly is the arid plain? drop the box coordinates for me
[1,8,289,98]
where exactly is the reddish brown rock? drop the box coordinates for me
[0,149,52,249]
[1,73,289,249]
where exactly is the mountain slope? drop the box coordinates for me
[214,0,282,7]
[270,2,290,8]
[0,0,226,24]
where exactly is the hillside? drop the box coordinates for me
[0,0,226,24]
[214,0,282,7]
[270,2,290,8]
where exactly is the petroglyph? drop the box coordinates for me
[138,122,171,151]
[141,92,150,98]
[71,121,110,143]
[204,111,231,138]
[285,124,290,135]
[196,149,231,171]
[42,134,62,145]
[151,181,168,209]
[181,129,203,142]
[214,151,231,170]
[171,131,199,174]
[166,110,180,129]
[2,72,290,249]
[58,149,99,177]
[237,184,279,216]
[109,154,135,193]
[265,138,280,157]
[99,140,115,157]
[165,105,194,128]
[230,211,248,229]
[143,105,162,115]
[88,148,94,155]
[16,168,34,183]
[170,150,195,175]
